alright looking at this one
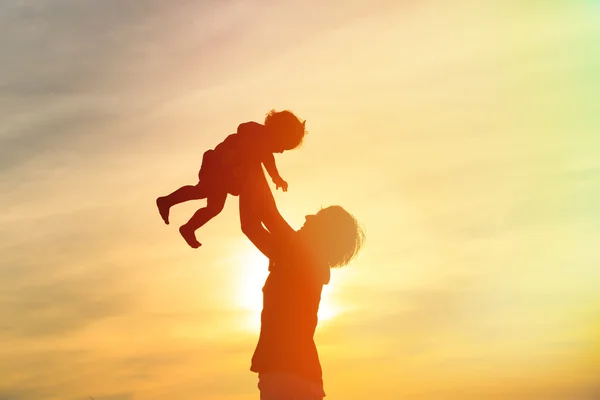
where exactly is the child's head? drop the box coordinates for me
[264,109,307,153]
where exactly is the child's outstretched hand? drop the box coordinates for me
[274,177,288,192]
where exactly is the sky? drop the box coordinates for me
[1,1,600,399]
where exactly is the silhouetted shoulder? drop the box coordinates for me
[237,121,265,135]
[235,121,268,152]
[268,234,330,285]
[215,121,262,151]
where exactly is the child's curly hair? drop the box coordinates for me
[264,109,307,150]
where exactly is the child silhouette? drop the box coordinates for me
[156,109,307,248]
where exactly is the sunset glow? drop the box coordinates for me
[234,244,340,332]
[1,1,599,399]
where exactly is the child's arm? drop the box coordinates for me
[263,153,288,192]
[263,153,281,181]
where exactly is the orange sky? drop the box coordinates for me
[1,1,599,399]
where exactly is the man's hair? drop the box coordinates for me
[316,206,365,268]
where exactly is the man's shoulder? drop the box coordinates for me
[271,234,303,261]
[270,237,330,284]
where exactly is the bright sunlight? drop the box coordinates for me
[233,245,339,331]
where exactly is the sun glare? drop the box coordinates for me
[318,284,338,323]
[233,246,340,330]
[233,248,269,331]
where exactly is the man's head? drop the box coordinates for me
[298,205,365,268]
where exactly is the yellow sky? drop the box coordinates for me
[1,1,599,399]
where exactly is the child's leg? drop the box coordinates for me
[179,190,228,248]
[156,185,208,224]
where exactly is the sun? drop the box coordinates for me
[233,246,339,331]
[318,284,337,322]
[234,249,269,330]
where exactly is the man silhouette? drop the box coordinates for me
[239,166,365,399]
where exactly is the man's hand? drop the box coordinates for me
[273,177,288,192]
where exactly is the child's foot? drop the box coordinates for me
[156,197,170,225]
[179,225,202,248]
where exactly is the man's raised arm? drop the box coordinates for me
[239,165,294,258]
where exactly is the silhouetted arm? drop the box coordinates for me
[239,165,294,258]
[263,153,281,181]
[263,153,288,192]
[240,195,274,259]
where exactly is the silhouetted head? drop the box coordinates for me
[298,206,365,269]
[264,109,307,153]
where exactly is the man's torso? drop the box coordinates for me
[251,238,330,387]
